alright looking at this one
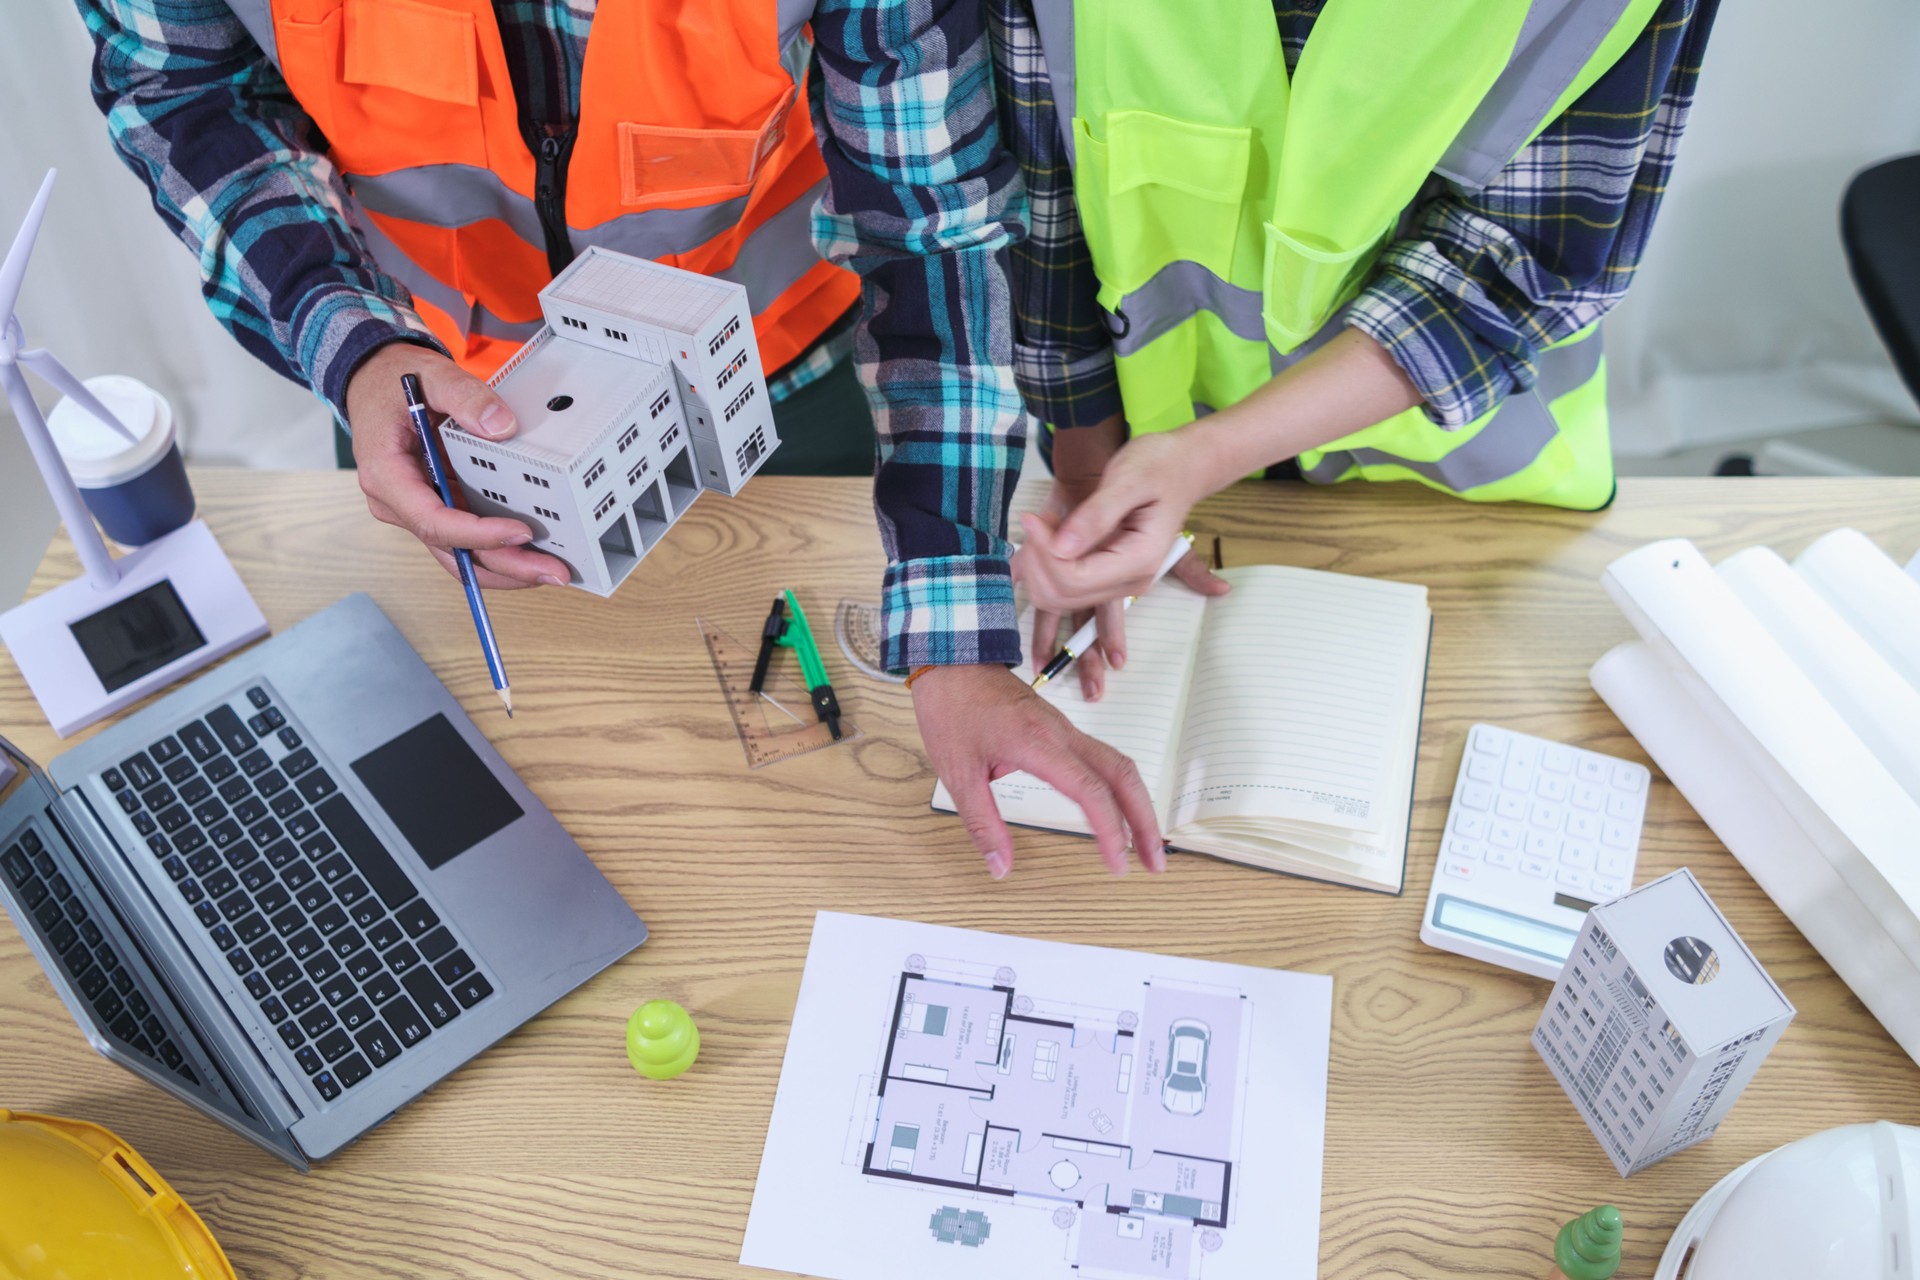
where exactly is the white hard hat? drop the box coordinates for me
[1657,1121,1919,1280]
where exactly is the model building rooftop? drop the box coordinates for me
[546,248,736,335]
[490,330,668,472]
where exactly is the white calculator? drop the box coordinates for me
[1420,724,1649,980]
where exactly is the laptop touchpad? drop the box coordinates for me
[351,714,524,870]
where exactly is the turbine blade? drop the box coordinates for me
[18,347,141,445]
[0,170,55,324]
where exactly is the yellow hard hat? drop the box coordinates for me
[0,1109,235,1280]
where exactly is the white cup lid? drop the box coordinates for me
[47,374,175,486]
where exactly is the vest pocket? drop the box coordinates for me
[616,86,797,211]
[1073,111,1251,309]
[1260,220,1390,354]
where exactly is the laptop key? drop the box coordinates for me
[178,878,204,905]
[300,834,336,861]
[248,818,283,847]
[203,869,238,899]
[263,839,300,869]
[207,705,255,756]
[249,936,287,968]
[209,820,242,849]
[355,1021,402,1067]
[381,995,430,1047]
[147,834,172,858]
[284,812,320,841]
[191,798,226,827]
[260,995,287,1024]
[209,924,236,951]
[132,812,157,837]
[255,880,291,914]
[334,875,370,907]
[450,972,493,1009]
[49,920,79,956]
[297,770,337,805]
[205,755,236,783]
[270,790,303,820]
[282,861,317,892]
[193,902,220,928]
[312,1071,341,1102]
[18,878,48,910]
[247,686,270,709]
[226,840,260,870]
[187,848,220,877]
[115,790,140,815]
[312,904,349,936]
[294,1044,323,1075]
[295,882,330,915]
[348,900,384,931]
[218,777,251,806]
[266,958,302,991]
[247,712,274,737]
[282,748,317,778]
[27,844,52,876]
[394,899,440,938]
[270,904,305,936]
[401,968,459,1028]
[150,736,183,764]
[165,756,198,785]
[218,889,253,922]
[110,968,133,994]
[78,966,110,999]
[1,847,30,884]
[94,989,125,1023]
[46,871,71,901]
[234,797,268,827]
[121,752,159,788]
[103,767,126,791]
[256,770,289,800]
[235,911,270,944]
[320,972,357,1006]
[226,948,253,976]
[432,949,475,986]
[287,928,324,961]
[240,863,276,894]
[362,972,401,1005]
[386,942,421,977]
[303,950,342,984]
[299,1005,337,1038]
[337,996,374,1031]
[158,1041,184,1070]
[329,927,365,961]
[180,720,222,763]
[278,727,302,750]
[180,776,213,807]
[141,782,176,813]
[109,1012,141,1043]
[157,805,191,833]
[244,972,270,1000]
[335,1053,372,1089]
[33,897,63,932]
[240,749,272,777]
[284,981,320,1015]
[365,917,403,952]
[316,855,351,885]
[173,827,207,856]
[347,950,382,983]
[315,796,415,910]
[316,1028,354,1063]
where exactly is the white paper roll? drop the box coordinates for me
[1794,528,1920,694]
[1590,641,1920,1067]
[1716,546,1920,805]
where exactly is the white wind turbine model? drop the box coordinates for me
[0,170,267,737]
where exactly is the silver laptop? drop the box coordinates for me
[0,593,645,1167]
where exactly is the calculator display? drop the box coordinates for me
[1433,894,1579,965]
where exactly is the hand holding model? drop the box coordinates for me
[345,343,572,591]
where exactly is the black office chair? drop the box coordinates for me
[1716,153,1920,476]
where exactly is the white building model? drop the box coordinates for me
[442,247,778,596]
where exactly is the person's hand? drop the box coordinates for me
[1033,416,1129,702]
[912,664,1164,879]
[1017,429,1229,679]
[345,342,571,589]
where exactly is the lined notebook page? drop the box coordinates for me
[1167,565,1428,833]
[931,582,1210,832]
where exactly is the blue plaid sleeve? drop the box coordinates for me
[1344,0,1719,427]
[809,0,1031,672]
[74,0,441,420]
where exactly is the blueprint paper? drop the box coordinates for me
[741,912,1332,1280]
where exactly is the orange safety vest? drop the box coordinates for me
[228,0,859,378]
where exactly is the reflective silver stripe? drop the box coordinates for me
[1435,0,1639,189]
[353,211,543,343]
[1108,260,1263,357]
[225,0,277,65]
[703,179,831,314]
[1298,327,1604,490]
[1030,0,1079,164]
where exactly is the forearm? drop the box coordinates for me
[1178,328,1422,496]
[77,0,437,417]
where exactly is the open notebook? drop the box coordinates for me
[934,564,1432,892]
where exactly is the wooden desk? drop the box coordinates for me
[4,473,1918,1279]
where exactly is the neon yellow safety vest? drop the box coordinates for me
[1029,0,1661,509]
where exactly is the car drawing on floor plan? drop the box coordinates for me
[1162,1019,1210,1115]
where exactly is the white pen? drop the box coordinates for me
[1031,532,1195,689]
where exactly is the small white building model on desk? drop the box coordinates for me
[442,247,777,597]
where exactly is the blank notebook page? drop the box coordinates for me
[1167,565,1428,834]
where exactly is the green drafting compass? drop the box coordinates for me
[699,589,859,768]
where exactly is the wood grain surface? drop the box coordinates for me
[3,472,1918,1279]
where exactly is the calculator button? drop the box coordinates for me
[1495,793,1526,822]
[1561,843,1596,870]
[1490,821,1522,850]
[1542,746,1574,774]
[1566,813,1599,841]
[1606,793,1639,821]
[1451,812,1487,840]
[1572,782,1604,811]
[1467,754,1499,784]
[1472,725,1510,755]
[1485,846,1517,870]
[1530,802,1564,830]
[1442,858,1476,881]
[1458,782,1494,812]
[1520,855,1552,878]
[1576,757,1607,784]
[1612,764,1645,793]
[1524,830,1560,859]
[1557,867,1592,892]
[1535,775,1569,803]
[1447,838,1482,861]
[1597,849,1632,878]
[1602,821,1636,849]
[1593,876,1627,900]
[1501,758,1534,792]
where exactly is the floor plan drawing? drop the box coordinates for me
[742,913,1332,1280]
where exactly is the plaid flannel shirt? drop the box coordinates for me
[817,0,1718,673]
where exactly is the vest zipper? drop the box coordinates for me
[532,128,579,278]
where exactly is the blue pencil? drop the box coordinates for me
[401,374,513,717]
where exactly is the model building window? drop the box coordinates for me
[604,327,628,342]
[481,488,508,503]
[617,425,640,453]
[523,473,551,488]
[534,505,560,521]
[649,390,672,419]
[470,455,497,471]
[583,459,607,488]
[593,492,617,521]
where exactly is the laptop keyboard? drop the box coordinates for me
[2,826,200,1086]
[105,684,495,1104]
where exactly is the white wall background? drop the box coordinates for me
[3,0,1917,603]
